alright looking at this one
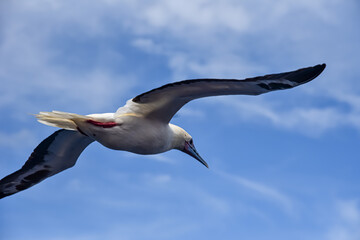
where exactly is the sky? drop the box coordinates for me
[0,0,359,239]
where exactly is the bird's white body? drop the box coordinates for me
[0,64,326,199]
[40,99,191,155]
[79,113,181,154]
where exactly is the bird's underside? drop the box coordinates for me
[0,64,326,199]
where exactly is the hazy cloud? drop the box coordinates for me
[217,171,294,214]
[326,200,360,240]
[214,97,347,136]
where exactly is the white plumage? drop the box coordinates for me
[0,64,326,199]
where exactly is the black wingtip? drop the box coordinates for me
[311,63,326,80]
[286,63,326,85]
[316,63,326,73]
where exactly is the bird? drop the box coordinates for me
[0,64,326,199]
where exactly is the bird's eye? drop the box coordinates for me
[189,139,193,145]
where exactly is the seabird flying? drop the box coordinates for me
[0,64,326,199]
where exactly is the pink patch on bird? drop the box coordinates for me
[87,120,117,128]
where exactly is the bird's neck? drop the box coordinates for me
[169,124,186,150]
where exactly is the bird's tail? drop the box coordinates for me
[35,111,90,130]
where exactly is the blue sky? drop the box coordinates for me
[0,0,359,239]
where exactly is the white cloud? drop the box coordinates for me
[132,38,164,55]
[207,96,345,136]
[0,0,136,115]
[217,171,294,214]
[176,107,206,119]
[3,0,358,135]
[142,173,172,184]
[142,0,250,34]
[0,1,359,240]
[124,0,359,136]
[326,200,360,240]
[338,200,360,223]
[123,152,176,165]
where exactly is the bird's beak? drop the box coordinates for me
[183,141,208,168]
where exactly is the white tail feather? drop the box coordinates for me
[35,111,90,130]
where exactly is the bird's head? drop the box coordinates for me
[170,124,208,168]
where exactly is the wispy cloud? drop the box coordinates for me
[212,97,346,136]
[326,199,360,240]
[2,0,359,135]
[216,170,295,214]
[125,0,359,135]
[1,1,359,239]
[122,151,177,165]
[0,0,137,115]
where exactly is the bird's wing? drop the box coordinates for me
[0,129,94,199]
[126,64,325,123]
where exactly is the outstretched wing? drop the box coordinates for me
[128,64,326,123]
[0,130,94,199]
